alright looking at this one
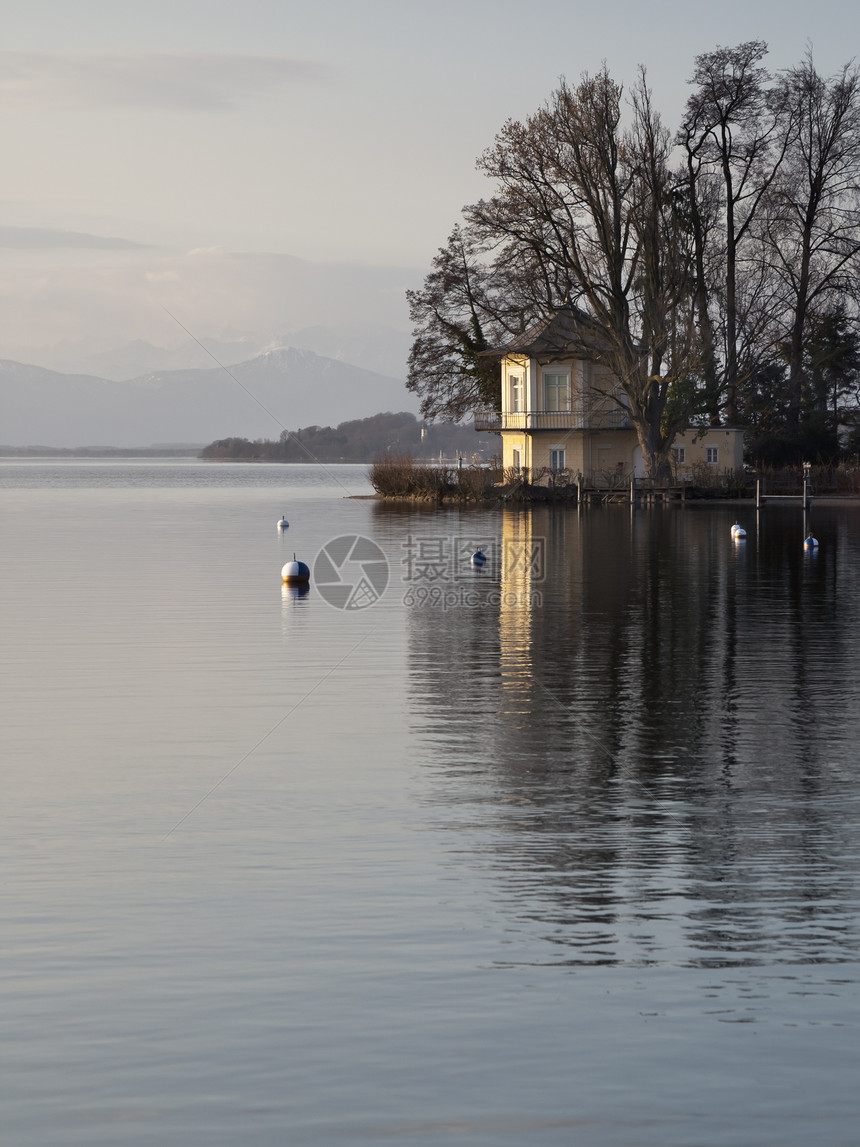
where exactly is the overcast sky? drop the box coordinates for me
[2,0,859,354]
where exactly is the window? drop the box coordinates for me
[512,447,522,473]
[706,446,719,465]
[673,446,686,464]
[543,371,570,412]
[509,374,523,412]
[550,448,565,470]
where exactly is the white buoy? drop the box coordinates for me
[282,554,310,584]
[277,515,289,529]
[470,550,487,567]
[731,522,746,538]
[804,535,819,550]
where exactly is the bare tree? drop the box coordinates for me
[766,53,860,429]
[407,45,860,467]
[465,68,697,479]
[679,41,791,422]
[676,110,727,423]
[405,226,516,421]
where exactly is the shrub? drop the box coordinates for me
[369,454,455,499]
[369,454,502,500]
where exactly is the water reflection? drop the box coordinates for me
[405,504,860,968]
[281,582,311,603]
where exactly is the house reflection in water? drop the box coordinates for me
[403,503,860,969]
[498,510,536,724]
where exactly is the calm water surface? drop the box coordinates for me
[2,460,860,1146]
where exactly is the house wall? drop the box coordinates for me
[502,354,621,414]
[502,354,531,412]
[672,428,745,474]
[525,432,589,474]
[502,427,745,481]
[501,432,531,473]
[501,429,640,476]
[581,430,640,477]
[499,352,746,480]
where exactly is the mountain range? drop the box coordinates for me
[0,345,418,448]
[1,324,413,383]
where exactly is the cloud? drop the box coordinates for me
[0,226,149,250]
[0,246,419,353]
[0,52,333,112]
[0,245,421,357]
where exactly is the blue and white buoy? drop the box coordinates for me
[470,549,487,567]
[804,535,819,550]
[277,514,289,529]
[731,522,746,539]
[282,554,310,584]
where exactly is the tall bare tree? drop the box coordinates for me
[678,41,791,423]
[407,44,860,468]
[675,115,723,423]
[467,68,697,479]
[766,53,860,430]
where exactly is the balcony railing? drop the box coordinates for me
[473,407,633,432]
[473,411,503,431]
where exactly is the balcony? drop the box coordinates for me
[473,407,633,432]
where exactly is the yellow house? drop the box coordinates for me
[474,306,744,482]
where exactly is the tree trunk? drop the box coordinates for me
[722,146,739,425]
[634,418,673,482]
[683,147,722,424]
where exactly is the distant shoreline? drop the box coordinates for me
[0,449,393,462]
[0,447,204,458]
[0,449,472,465]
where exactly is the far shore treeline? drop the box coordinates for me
[199,412,500,463]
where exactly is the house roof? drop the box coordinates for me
[486,304,615,360]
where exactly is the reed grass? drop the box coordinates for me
[369,454,501,500]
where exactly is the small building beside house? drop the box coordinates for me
[473,306,744,482]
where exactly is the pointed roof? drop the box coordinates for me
[487,304,615,360]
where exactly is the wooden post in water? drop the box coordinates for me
[756,478,761,509]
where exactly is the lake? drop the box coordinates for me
[3,460,860,1146]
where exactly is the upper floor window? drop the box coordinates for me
[673,446,686,464]
[509,374,523,412]
[706,446,719,465]
[543,371,570,412]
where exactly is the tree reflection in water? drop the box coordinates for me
[399,503,860,969]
